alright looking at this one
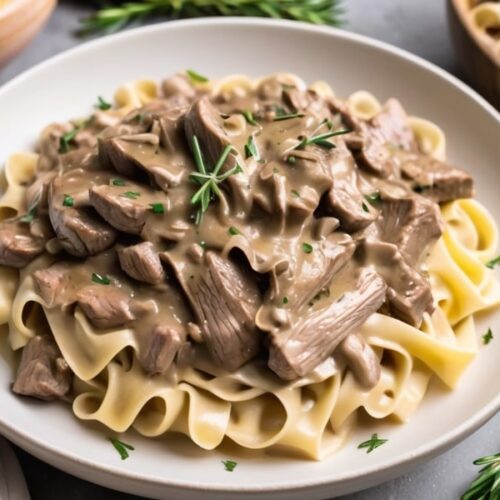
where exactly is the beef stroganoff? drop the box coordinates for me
[0,72,499,459]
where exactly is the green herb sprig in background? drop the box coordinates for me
[81,0,344,34]
[461,452,500,500]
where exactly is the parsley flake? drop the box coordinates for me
[111,178,126,187]
[186,69,209,83]
[63,194,74,207]
[121,191,140,200]
[486,256,500,269]
[483,328,494,345]
[302,242,313,254]
[59,126,82,154]
[228,226,240,236]
[150,203,165,214]
[222,459,237,472]
[96,96,112,110]
[365,192,381,205]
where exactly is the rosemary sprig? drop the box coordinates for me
[357,433,388,454]
[295,128,351,150]
[189,135,242,224]
[461,452,500,500]
[109,437,135,460]
[81,0,344,34]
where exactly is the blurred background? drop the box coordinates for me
[0,1,499,499]
[0,0,499,107]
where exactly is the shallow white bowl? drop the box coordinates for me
[0,18,499,500]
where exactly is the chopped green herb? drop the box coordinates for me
[461,452,500,500]
[365,192,381,205]
[228,226,240,236]
[189,135,243,224]
[63,194,74,207]
[59,126,82,154]
[295,129,351,150]
[291,190,300,198]
[302,242,313,254]
[186,69,209,83]
[109,437,134,460]
[287,156,297,164]
[91,273,111,285]
[221,459,238,472]
[413,184,431,193]
[19,205,37,224]
[274,105,288,117]
[111,178,126,186]
[133,113,145,124]
[309,288,330,306]
[273,112,304,122]
[322,118,333,129]
[199,241,207,249]
[244,135,259,160]
[121,191,141,199]
[283,296,289,305]
[241,110,258,126]
[96,96,111,110]
[483,328,494,345]
[357,433,388,454]
[150,202,165,214]
[486,256,500,269]
[362,202,369,213]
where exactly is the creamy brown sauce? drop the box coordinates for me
[0,73,475,397]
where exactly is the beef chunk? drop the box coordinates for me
[348,99,417,177]
[48,176,117,257]
[140,325,184,375]
[269,268,387,380]
[25,171,57,213]
[360,241,434,326]
[184,96,233,168]
[0,221,45,268]
[317,140,375,232]
[77,286,135,329]
[337,333,381,389]
[33,264,66,307]
[99,133,158,179]
[13,335,72,400]
[323,172,376,233]
[171,251,261,371]
[378,192,443,265]
[400,154,474,202]
[118,242,165,284]
[99,133,183,191]
[272,237,355,312]
[89,185,149,234]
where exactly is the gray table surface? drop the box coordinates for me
[0,1,498,499]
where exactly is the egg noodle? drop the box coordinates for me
[1,75,499,459]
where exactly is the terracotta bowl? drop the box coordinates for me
[448,0,500,108]
[0,0,57,68]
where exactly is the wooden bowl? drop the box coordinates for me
[448,0,500,108]
[0,0,57,68]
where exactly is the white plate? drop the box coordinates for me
[0,18,499,500]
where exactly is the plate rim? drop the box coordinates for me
[0,16,499,494]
